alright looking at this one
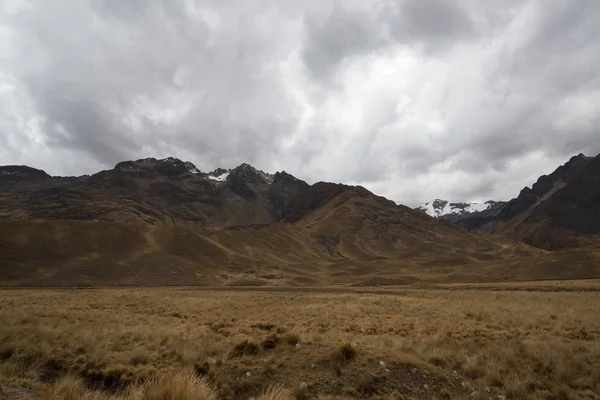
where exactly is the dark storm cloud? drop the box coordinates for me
[1,0,599,205]
[301,5,387,80]
[391,0,475,49]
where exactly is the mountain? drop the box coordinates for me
[418,154,594,232]
[418,153,600,251]
[496,153,600,250]
[0,157,306,227]
[494,153,592,223]
[1,155,600,287]
[0,157,537,287]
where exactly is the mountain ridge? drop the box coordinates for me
[1,153,600,286]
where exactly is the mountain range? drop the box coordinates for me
[1,153,599,287]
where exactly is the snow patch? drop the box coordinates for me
[418,199,494,218]
[208,171,230,182]
[420,201,443,217]
[464,203,488,213]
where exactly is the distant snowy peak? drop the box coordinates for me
[417,199,503,218]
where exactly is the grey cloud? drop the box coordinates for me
[301,5,387,80]
[4,0,301,170]
[391,0,475,50]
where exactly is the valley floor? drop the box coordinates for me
[1,283,599,399]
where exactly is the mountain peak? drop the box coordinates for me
[229,163,274,184]
[114,157,190,177]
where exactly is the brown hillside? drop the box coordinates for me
[3,180,599,287]
[288,183,497,260]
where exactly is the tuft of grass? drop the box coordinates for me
[251,385,294,400]
[356,375,375,395]
[129,352,149,366]
[261,334,281,350]
[136,369,217,400]
[438,388,452,399]
[230,339,261,358]
[504,374,531,400]
[40,374,112,400]
[283,332,300,346]
[251,323,276,331]
[462,355,484,379]
[331,343,357,364]
[484,361,503,387]
[194,360,212,377]
[0,345,15,361]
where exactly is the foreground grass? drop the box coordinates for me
[0,287,599,399]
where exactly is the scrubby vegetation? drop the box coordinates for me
[1,285,599,399]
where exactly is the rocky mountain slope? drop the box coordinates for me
[497,153,600,249]
[494,153,592,223]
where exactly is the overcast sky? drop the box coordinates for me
[1,0,599,206]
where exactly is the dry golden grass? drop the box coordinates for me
[39,369,217,400]
[1,286,599,399]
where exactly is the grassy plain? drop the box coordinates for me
[0,283,599,399]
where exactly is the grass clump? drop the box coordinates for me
[41,374,113,400]
[283,332,300,346]
[261,334,281,350]
[0,345,15,361]
[438,388,452,399]
[504,374,531,400]
[137,369,217,400]
[230,339,261,357]
[129,352,149,366]
[331,343,357,364]
[251,385,294,400]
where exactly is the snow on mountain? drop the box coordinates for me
[417,199,501,218]
[207,169,230,181]
[184,161,200,174]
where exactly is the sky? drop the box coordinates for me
[1,0,599,206]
